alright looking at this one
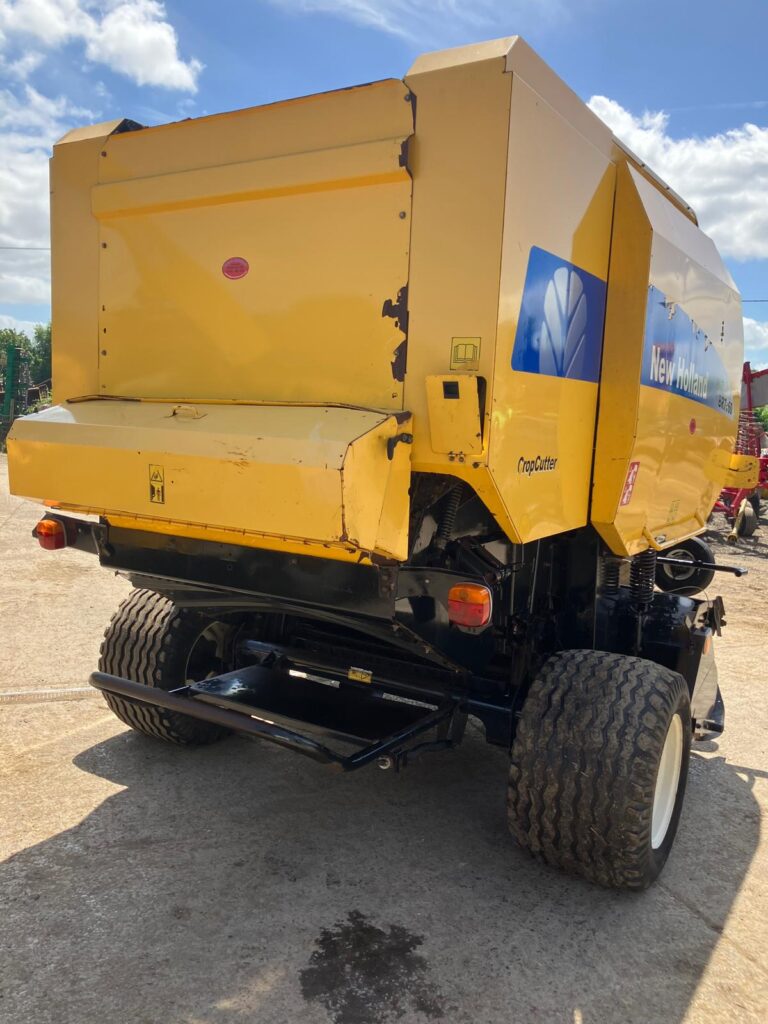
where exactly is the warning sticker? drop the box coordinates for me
[450,337,481,371]
[149,464,165,504]
[348,667,373,684]
[620,461,640,507]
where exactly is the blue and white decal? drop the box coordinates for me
[511,246,607,383]
[641,285,734,417]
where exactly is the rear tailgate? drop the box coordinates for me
[50,79,413,411]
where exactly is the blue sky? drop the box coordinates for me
[1,0,767,366]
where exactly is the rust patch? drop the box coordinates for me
[382,285,409,336]
[398,136,412,171]
[383,285,409,382]
[390,340,407,382]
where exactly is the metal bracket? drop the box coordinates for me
[386,432,413,460]
[89,669,462,773]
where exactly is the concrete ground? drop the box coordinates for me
[1,452,767,1024]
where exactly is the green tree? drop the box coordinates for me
[30,322,51,384]
[756,406,768,432]
[0,323,52,386]
[0,327,32,375]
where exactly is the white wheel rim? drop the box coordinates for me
[651,713,684,849]
[185,622,235,683]
[663,549,696,582]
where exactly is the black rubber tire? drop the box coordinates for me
[749,493,761,519]
[99,588,241,745]
[737,503,758,537]
[655,536,715,596]
[508,650,691,890]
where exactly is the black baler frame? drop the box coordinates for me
[90,669,463,771]
[48,511,727,757]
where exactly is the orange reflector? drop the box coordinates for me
[35,518,67,551]
[447,583,492,628]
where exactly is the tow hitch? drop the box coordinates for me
[90,664,464,773]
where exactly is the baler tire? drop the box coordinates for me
[655,536,715,596]
[99,588,239,745]
[508,650,691,890]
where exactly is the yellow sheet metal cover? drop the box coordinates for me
[8,401,413,561]
[51,79,413,410]
[592,164,743,555]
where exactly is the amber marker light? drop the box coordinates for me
[447,583,492,627]
[34,518,68,551]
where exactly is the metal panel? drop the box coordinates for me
[8,401,413,561]
[592,164,743,555]
[403,46,511,468]
[722,454,760,490]
[99,80,413,181]
[50,120,126,404]
[489,75,615,542]
[95,86,412,408]
[425,375,483,455]
[403,41,616,543]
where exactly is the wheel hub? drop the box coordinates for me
[661,549,696,582]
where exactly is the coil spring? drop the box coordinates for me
[629,549,656,608]
[601,558,621,594]
[433,484,463,551]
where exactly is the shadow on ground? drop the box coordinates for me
[2,726,762,1024]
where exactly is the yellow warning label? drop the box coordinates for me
[348,667,373,684]
[149,464,165,504]
[450,337,481,371]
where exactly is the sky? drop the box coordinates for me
[1,0,767,367]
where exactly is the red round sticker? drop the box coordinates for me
[222,256,249,280]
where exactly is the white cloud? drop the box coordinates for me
[268,1,563,43]
[588,95,768,263]
[0,0,88,47]
[0,2,200,311]
[0,48,43,79]
[0,0,202,91]
[744,318,768,368]
[0,313,41,337]
[0,86,92,304]
[84,2,202,91]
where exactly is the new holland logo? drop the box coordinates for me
[511,247,607,383]
[539,267,588,377]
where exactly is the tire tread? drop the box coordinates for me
[508,650,690,889]
[99,589,229,745]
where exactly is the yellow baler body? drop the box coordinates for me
[8,37,743,563]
